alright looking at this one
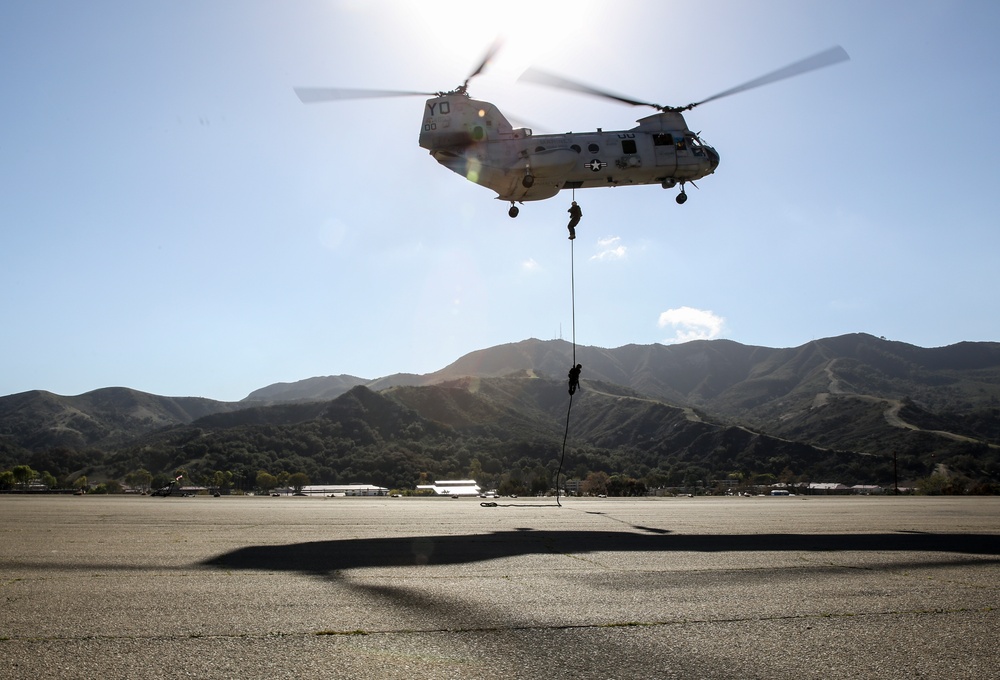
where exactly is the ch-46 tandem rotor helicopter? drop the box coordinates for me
[295,44,849,218]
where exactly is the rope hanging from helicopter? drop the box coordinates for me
[481,194,580,511]
[555,190,581,508]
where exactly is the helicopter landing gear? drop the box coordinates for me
[676,183,688,204]
[522,173,535,188]
[508,203,519,218]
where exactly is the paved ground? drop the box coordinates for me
[1,494,998,679]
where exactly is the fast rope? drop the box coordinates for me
[555,194,579,508]
[482,197,579,511]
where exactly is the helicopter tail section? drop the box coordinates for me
[419,95,514,151]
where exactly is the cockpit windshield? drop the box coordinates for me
[686,134,705,156]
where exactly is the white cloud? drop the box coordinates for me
[521,257,540,271]
[657,306,726,343]
[590,236,627,261]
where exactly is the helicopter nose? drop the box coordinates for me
[706,146,720,172]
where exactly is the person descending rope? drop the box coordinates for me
[567,363,582,395]
[567,201,582,240]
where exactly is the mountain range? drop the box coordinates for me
[2,333,998,491]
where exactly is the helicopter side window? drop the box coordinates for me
[654,133,673,147]
[472,126,485,141]
[588,143,600,153]
[570,144,581,153]
[621,139,637,154]
[675,137,687,151]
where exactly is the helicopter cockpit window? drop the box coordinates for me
[675,137,687,151]
[687,134,705,156]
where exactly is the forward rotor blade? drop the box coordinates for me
[518,67,661,109]
[689,45,850,109]
[294,87,433,103]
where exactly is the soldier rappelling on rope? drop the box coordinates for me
[568,363,582,395]
[567,201,582,240]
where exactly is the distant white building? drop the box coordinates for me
[416,479,481,496]
[807,482,851,495]
[279,484,388,497]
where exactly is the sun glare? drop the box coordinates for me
[385,0,607,78]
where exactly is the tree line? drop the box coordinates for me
[3,452,995,496]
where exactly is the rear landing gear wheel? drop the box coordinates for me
[508,205,519,218]
[676,191,687,205]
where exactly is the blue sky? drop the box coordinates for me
[2,0,999,401]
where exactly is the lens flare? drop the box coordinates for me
[465,157,482,184]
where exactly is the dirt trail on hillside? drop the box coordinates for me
[815,359,993,446]
[584,387,704,423]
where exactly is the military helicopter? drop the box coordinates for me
[295,44,849,218]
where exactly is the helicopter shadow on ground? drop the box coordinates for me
[196,527,999,677]
[199,527,1000,577]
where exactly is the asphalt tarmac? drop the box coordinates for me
[1,494,998,679]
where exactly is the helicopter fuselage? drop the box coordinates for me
[419,94,719,204]
[297,44,846,216]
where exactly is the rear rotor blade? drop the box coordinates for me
[688,45,850,109]
[463,37,504,88]
[519,67,661,109]
[294,87,433,103]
